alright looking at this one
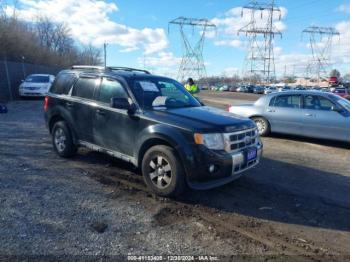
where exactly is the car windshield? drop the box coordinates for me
[25,75,50,83]
[337,97,350,111]
[131,77,201,109]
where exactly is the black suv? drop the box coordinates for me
[44,66,263,196]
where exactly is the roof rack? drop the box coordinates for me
[71,65,151,75]
[71,65,105,71]
[108,67,151,75]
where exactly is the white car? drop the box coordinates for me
[19,74,55,98]
[264,87,277,94]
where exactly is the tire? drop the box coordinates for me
[141,145,186,197]
[252,117,270,136]
[52,121,77,158]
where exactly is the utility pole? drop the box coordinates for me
[103,42,108,68]
[302,26,339,83]
[169,17,216,83]
[238,0,282,84]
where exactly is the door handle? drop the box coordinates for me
[305,113,313,117]
[267,109,275,113]
[96,109,106,116]
[66,102,74,108]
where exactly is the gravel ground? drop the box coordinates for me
[0,99,350,261]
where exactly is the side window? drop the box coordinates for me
[98,78,128,104]
[269,97,276,107]
[272,95,301,108]
[50,73,77,95]
[72,77,99,100]
[304,95,335,111]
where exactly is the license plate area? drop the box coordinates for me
[246,147,257,162]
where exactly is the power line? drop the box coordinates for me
[168,17,216,82]
[238,0,282,84]
[302,26,340,81]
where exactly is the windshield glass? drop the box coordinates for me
[131,77,201,109]
[337,97,350,111]
[25,75,50,83]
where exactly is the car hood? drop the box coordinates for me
[144,106,255,133]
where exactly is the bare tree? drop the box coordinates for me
[0,12,102,67]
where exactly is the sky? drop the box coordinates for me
[4,0,350,79]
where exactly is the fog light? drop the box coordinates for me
[232,153,244,166]
[209,164,215,173]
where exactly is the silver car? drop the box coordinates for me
[228,91,350,142]
[19,74,55,98]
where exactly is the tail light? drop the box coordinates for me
[44,96,49,111]
[226,105,231,112]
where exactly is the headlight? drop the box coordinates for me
[194,133,225,150]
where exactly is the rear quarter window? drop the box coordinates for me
[50,73,77,95]
[72,77,99,100]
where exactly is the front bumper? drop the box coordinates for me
[187,142,263,190]
[19,90,47,97]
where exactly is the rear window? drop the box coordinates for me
[72,77,99,100]
[25,75,49,83]
[50,73,77,95]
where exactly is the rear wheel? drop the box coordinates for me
[252,117,270,136]
[142,145,186,197]
[52,121,77,158]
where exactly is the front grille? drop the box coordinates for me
[224,128,258,153]
[25,86,40,90]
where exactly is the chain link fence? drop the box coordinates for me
[0,60,63,101]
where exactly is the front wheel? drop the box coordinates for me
[142,145,186,197]
[252,117,270,136]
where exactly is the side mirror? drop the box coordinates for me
[110,97,137,114]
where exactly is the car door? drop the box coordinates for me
[264,94,304,135]
[70,75,100,143]
[301,94,349,141]
[93,77,140,157]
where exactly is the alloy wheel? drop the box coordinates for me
[54,128,66,153]
[255,119,266,135]
[148,156,172,189]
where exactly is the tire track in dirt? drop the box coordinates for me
[86,168,330,260]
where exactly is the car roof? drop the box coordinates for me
[59,66,170,82]
[265,90,338,98]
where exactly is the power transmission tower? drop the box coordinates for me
[238,0,282,84]
[302,26,340,82]
[169,17,216,82]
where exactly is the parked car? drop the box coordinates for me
[19,74,55,98]
[228,91,350,142]
[229,86,239,92]
[264,87,277,94]
[253,86,265,94]
[294,86,307,91]
[219,85,229,91]
[236,86,246,92]
[45,66,263,197]
[278,86,292,92]
[332,88,349,99]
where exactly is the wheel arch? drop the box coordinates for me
[135,125,195,177]
[49,114,78,143]
[137,138,173,168]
